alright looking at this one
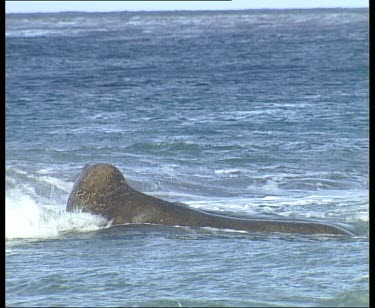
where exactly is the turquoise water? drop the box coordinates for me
[6,9,368,307]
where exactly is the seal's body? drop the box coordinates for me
[67,164,354,236]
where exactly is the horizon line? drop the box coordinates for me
[5,6,369,14]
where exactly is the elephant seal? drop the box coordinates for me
[67,163,355,236]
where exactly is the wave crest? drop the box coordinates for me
[6,188,110,240]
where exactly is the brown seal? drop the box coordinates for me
[66,163,355,236]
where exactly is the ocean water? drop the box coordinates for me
[6,9,368,307]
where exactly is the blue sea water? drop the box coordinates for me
[6,9,369,307]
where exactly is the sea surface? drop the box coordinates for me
[6,9,369,307]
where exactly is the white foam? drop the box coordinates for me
[184,199,259,216]
[201,226,248,234]
[214,169,241,175]
[6,189,110,240]
[263,196,280,201]
[183,188,368,226]
[36,176,73,193]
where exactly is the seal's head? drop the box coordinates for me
[67,163,128,217]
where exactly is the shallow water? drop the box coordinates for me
[6,8,368,307]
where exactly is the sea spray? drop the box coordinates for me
[6,188,110,239]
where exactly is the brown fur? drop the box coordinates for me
[67,164,355,236]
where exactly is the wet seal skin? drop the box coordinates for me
[67,163,356,236]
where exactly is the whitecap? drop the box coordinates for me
[35,176,73,193]
[6,188,110,240]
